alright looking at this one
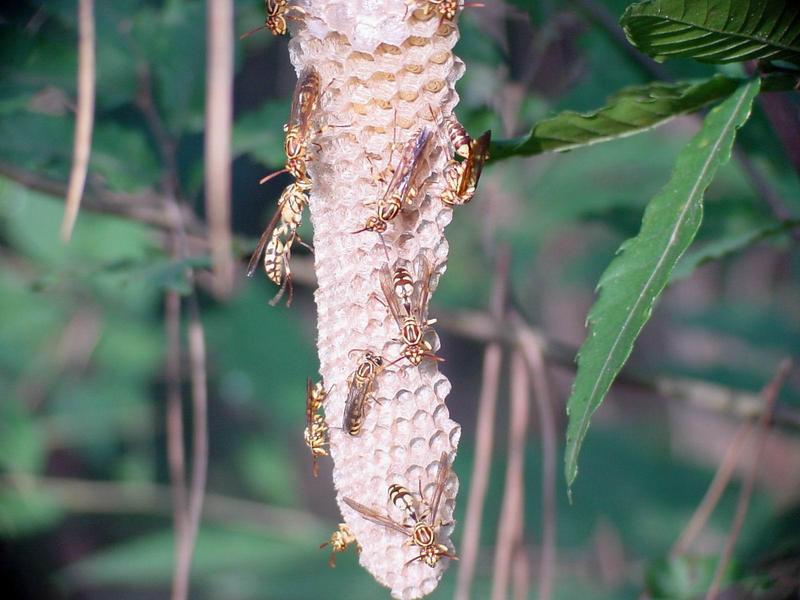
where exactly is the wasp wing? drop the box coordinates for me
[380,263,408,329]
[457,130,491,198]
[342,374,369,433]
[343,497,409,536]
[247,194,289,277]
[288,67,321,135]
[428,451,450,526]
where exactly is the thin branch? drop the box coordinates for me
[177,291,209,600]
[204,0,235,297]
[164,289,189,599]
[60,0,95,241]
[492,351,529,600]
[514,314,557,600]
[0,161,202,235]
[1,474,325,537]
[135,66,181,198]
[512,544,531,600]
[756,86,800,178]
[671,421,753,558]
[456,248,510,600]
[2,163,799,432]
[705,359,793,600]
[571,0,671,81]
[136,58,210,600]
[734,148,800,242]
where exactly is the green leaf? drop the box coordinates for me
[621,0,800,65]
[490,76,740,160]
[564,78,761,492]
[232,100,291,168]
[672,218,799,281]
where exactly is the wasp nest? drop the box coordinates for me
[281,1,468,598]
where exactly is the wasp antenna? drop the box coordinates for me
[386,354,406,367]
[259,168,288,185]
[240,24,266,40]
[378,232,391,263]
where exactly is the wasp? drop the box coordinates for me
[304,378,328,477]
[259,68,322,186]
[379,257,443,365]
[247,181,310,306]
[444,115,471,159]
[353,127,434,235]
[343,452,456,567]
[320,523,360,567]
[441,130,491,206]
[241,0,306,38]
[343,351,390,436]
[408,0,483,24]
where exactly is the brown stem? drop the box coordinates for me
[705,359,793,600]
[2,163,798,433]
[492,351,529,600]
[670,421,753,558]
[61,0,95,241]
[175,291,209,600]
[165,290,189,599]
[456,247,510,600]
[1,474,325,536]
[204,0,235,297]
[514,314,557,600]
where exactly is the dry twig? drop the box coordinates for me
[2,164,799,433]
[1,474,325,537]
[164,289,189,599]
[60,0,95,241]
[492,351,529,600]
[671,421,753,557]
[456,248,510,600]
[204,0,235,297]
[705,359,793,600]
[515,314,557,600]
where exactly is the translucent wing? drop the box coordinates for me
[379,263,408,327]
[342,374,369,432]
[457,130,491,197]
[247,188,291,278]
[305,377,314,429]
[411,255,433,324]
[343,497,409,537]
[382,127,434,205]
[288,67,321,135]
[428,451,450,526]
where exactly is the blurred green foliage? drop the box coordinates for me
[0,1,799,599]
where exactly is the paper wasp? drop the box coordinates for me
[259,68,322,186]
[343,452,457,568]
[443,115,471,159]
[407,0,483,24]
[343,350,396,436]
[320,523,360,567]
[241,0,305,38]
[304,378,328,477]
[379,257,443,365]
[441,130,490,206]
[246,181,311,306]
[353,127,434,235]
